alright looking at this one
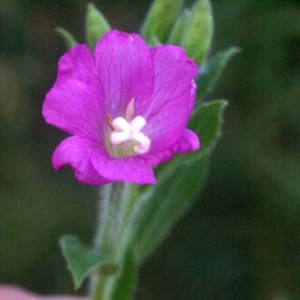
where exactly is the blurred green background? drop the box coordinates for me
[1,0,300,299]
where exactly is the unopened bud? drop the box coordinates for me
[181,0,213,66]
[142,0,183,44]
[86,3,111,52]
[167,9,190,45]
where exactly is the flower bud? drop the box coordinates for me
[85,3,111,52]
[167,8,190,45]
[181,0,213,66]
[142,0,183,43]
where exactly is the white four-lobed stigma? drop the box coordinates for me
[110,116,151,154]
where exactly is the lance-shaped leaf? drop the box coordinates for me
[56,27,78,50]
[196,47,239,103]
[188,100,228,157]
[131,100,227,262]
[60,235,114,289]
[133,155,209,263]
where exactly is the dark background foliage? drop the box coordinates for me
[0,0,299,299]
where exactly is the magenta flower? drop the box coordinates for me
[42,30,199,185]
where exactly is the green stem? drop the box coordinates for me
[91,182,133,300]
[95,182,127,253]
[91,273,115,300]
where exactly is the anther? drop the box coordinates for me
[126,98,135,121]
[106,115,114,131]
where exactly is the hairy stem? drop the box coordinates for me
[91,182,132,300]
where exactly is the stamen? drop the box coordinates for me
[106,115,114,131]
[126,98,135,121]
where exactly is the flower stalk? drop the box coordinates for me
[95,182,127,253]
[91,182,135,300]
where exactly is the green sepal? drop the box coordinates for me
[141,0,183,43]
[60,235,114,289]
[181,0,213,66]
[85,3,111,52]
[131,100,227,262]
[56,27,78,50]
[196,47,240,104]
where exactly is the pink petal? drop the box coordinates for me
[52,136,110,185]
[91,153,156,184]
[0,285,87,300]
[144,46,198,153]
[144,129,200,166]
[56,44,99,87]
[171,128,200,154]
[94,30,154,118]
[144,150,174,167]
[43,79,106,141]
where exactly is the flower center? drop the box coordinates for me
[106,99,151,157]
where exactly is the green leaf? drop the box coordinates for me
[111,251,138,300]
[189,100,228,158]
[56,27,78,50]
[85,3,111,52]
[196,47,240,103]
[60,235,113,289]
[133,156,209,263]
[141,0,183,43]
[131,100,227,262]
